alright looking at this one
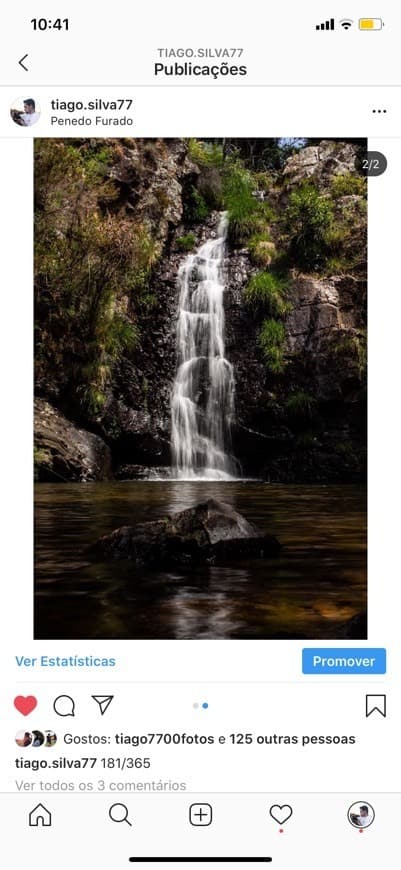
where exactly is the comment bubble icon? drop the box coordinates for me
[53,694,75,717]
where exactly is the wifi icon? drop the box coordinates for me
[340,19,353,29]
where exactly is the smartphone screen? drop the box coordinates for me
[0,3,399,867]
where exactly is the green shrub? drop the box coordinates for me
[324,256,352,275]
[286,184,333,270]
[323,226,348,252]
[232,213,268,244]
[331,173,366,198]
[258,319,286,373]
[285,391,317,420]
[105,316,139,355]
[222,163,260,244]
[223,162,256,218]
[176,233,196,252]
[323,218,365,274]
[247,233,275,266]
[34,139,159,420]
[187,138,223,168]
[244,271,291,317]
[81,145,114,182]
[253,171,274,192]
[137,292,158,311]
[330,332,367,379]
[79,383,106,416]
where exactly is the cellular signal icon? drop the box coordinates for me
[316,18,335,30]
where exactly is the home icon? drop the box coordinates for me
[29,804,52,827]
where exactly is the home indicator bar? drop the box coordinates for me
[128,859,273,864]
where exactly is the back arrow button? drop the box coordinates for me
[19,54,29,72]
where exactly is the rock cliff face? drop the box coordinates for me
[224,142,366,480]
[282,140,358,187]
[35,398,112,481]
[34,138,367,482]
[226,268,366,480]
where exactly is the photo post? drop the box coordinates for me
[34,137,367,641]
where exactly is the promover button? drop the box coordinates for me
[302,648,386,674]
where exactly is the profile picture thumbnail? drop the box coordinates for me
[348,801,375,829]
[10,97,41,127]
[44,730,57,747]
[15,730,33,748]
[31,730,45,747]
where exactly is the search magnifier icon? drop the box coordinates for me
[109,803,132,826]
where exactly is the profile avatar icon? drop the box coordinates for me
[10,97,41,127]
[44,730,57,747]
[348,801,375,829]
[15,730,33,748]
[31,730,45,747]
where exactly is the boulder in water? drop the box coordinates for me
[88,498,281,566]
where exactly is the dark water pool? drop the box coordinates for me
[34,482,367,640]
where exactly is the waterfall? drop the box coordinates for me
[171,213,238,480]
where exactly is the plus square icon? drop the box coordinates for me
[189,803,213,826]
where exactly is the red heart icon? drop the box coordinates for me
[14,695,37,716]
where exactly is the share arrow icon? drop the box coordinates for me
[91,695,114,715]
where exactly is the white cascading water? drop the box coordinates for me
[171,212,237,480]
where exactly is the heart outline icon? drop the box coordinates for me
[269,804,293,825]
[14,695,37,716]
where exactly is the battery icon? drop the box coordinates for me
[359,18,383,29]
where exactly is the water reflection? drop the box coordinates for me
[34,482,367,640]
